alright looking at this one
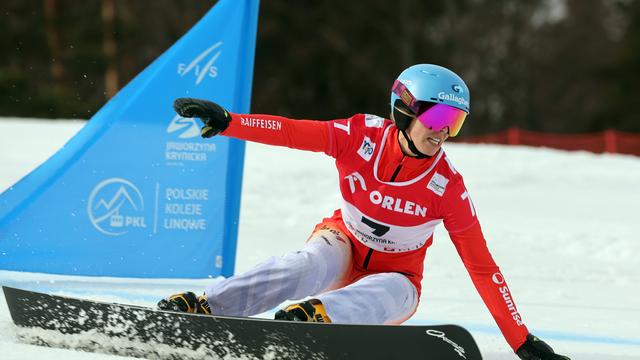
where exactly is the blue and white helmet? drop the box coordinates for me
[390,64,470,132]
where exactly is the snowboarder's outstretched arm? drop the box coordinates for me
[449,223,570,359]
[173,97,334,153]
[441,183,570,359]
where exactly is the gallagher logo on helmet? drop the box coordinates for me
[437,92,470,108]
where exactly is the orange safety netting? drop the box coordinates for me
[455,128,640,156]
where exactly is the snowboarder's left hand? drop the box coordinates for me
[516,334,571,360]
[173,97,232,138]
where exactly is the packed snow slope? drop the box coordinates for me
[0,118,638,359]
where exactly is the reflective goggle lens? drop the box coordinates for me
[416,104,467,137]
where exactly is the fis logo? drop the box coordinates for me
[167,114,200,139]
[177,41,222,85]
[87,178,147,236]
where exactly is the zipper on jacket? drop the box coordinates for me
[389,155,405,182]
[362,248,374,270]
[363,157,405,269]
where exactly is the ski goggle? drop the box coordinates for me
[392,80,468,137]
[416,103,467,137]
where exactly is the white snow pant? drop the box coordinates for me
[204,228,419,324]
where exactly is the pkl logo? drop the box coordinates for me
[177,41,222,85]
[87,178,147,236]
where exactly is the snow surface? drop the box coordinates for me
[0,118,639,359]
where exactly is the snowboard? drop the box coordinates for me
[3,286,483,360]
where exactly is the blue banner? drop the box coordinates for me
[0,0,260,278]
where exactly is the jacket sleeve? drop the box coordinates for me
[449,221,530,351]
[220,113,332,153]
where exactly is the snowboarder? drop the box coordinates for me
[158,64,570,360]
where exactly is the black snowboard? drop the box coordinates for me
[3,286,482,360]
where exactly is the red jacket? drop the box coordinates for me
[221,112,529,351]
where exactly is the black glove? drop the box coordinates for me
[157,291,211,314]
[516,334,571,360]
[173,97,231,138]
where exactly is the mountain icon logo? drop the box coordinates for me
[87,178,146,236]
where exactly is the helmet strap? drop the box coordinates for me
[400,130,430,159]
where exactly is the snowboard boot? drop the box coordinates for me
[157,291,211,315]
[274,299,331,323]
